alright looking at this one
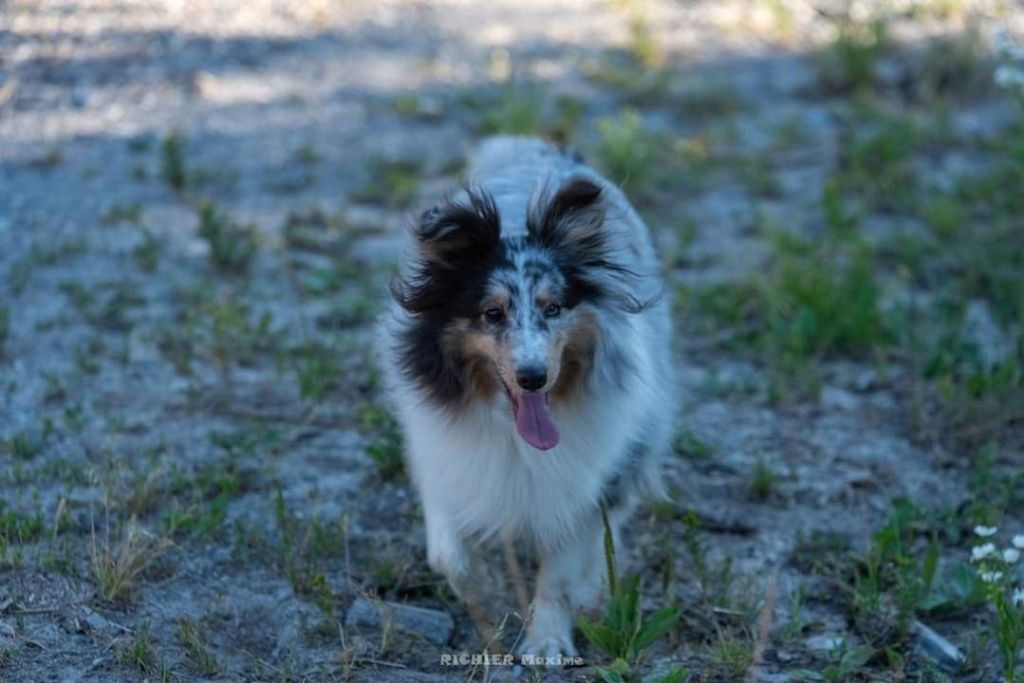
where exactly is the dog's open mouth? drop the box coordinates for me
[502,383,560,451]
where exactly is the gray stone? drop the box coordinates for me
[912,621,965,672]
[344,597,454,646]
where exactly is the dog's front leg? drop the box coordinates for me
[519,519,609,661]
[422,500,471,598]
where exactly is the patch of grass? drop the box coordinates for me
[2,430,46,460]
[827,500,973,653]
[593,110,665,194]
[625,10,664,68]
[578,507,680,674]
[690,231,890,392]
[357,404,406,481]
[90,518,172,603]
[835,112,921,213]
[158,292,278,375]
[273,491,349,601]
[816,18,888,94]
[749,457,778,501]
[672,429,713,460]
[291,341,343,403]
[681,517,758,617]
[478,83,545,136]
[161,132,187,191]
[709,634,754,679]
[352,158,421,208]
[177,619,221,676]
[0,503,45,548]
[116,623,173,681]
[197,201,258,274]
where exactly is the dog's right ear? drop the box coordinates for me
[413,190,501,263]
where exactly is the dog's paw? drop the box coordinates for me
[517,631,578,664]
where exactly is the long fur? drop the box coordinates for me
[378,135,676,658]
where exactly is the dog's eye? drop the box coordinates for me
[483,308,504,324]
[544,303,562,318]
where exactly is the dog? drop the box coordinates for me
[379,136,676,659]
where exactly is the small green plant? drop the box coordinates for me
[353,158,421,208]
[197,202,258,274]
[749,457,778,501]
[122,625,155,668]
[822,643,875,682]
[817,18,887,93]
[2,430,45,461]
[90,518,172,603]
[273,490,349,599]
[709,634,754,679]
[594,110,664,193]
[479,84,545,136]
[577,507,680,674]
[177,618,220,676]
[357,404,405,481]
[161,132,187,191]
[292,341,342,403]
[672,429,713,460]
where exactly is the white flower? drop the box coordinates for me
[972,543,997,561]
[1013,535,1024,549]
[980,571,1004,583]
[1013,588,1024,607]
[974,526,998,537]
[1004,548,1021,564]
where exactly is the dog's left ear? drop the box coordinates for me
[527,177,606,256]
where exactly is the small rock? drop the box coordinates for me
[82,608,110,632]
[805,634,844,652]
[912,621,964,672]
[344,597,453,646]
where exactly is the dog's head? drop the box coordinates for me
[392,176,643,451]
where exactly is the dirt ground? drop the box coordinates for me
[1,1,1023,681]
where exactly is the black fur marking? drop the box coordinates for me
[527,177,649,314]
[391,189,508,407]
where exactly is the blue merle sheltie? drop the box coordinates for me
[379,136,676,659]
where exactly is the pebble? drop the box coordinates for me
[344,597,454,646]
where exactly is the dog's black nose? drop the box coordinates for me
[516,367,547,391]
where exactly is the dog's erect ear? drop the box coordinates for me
[414,190,501,263]
[528,177,605,255]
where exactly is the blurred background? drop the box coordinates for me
[1,0,1023,681]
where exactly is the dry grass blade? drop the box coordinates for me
[90,517,172,602]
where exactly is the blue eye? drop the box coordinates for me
[544,303,562,318]
[484,308,504,324]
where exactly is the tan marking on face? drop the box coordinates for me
[457,326,509,400]
[552,308,600,400]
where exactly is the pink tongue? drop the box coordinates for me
[514,392,560,450]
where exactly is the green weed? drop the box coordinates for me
[353,158,421,208]
[594,110,665,193]
[177,618,221,676]
[816,18,887,94]
[578,507,680,672]
[197,201,258,274]
[161,132,187,191]
[357,404,405,481]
